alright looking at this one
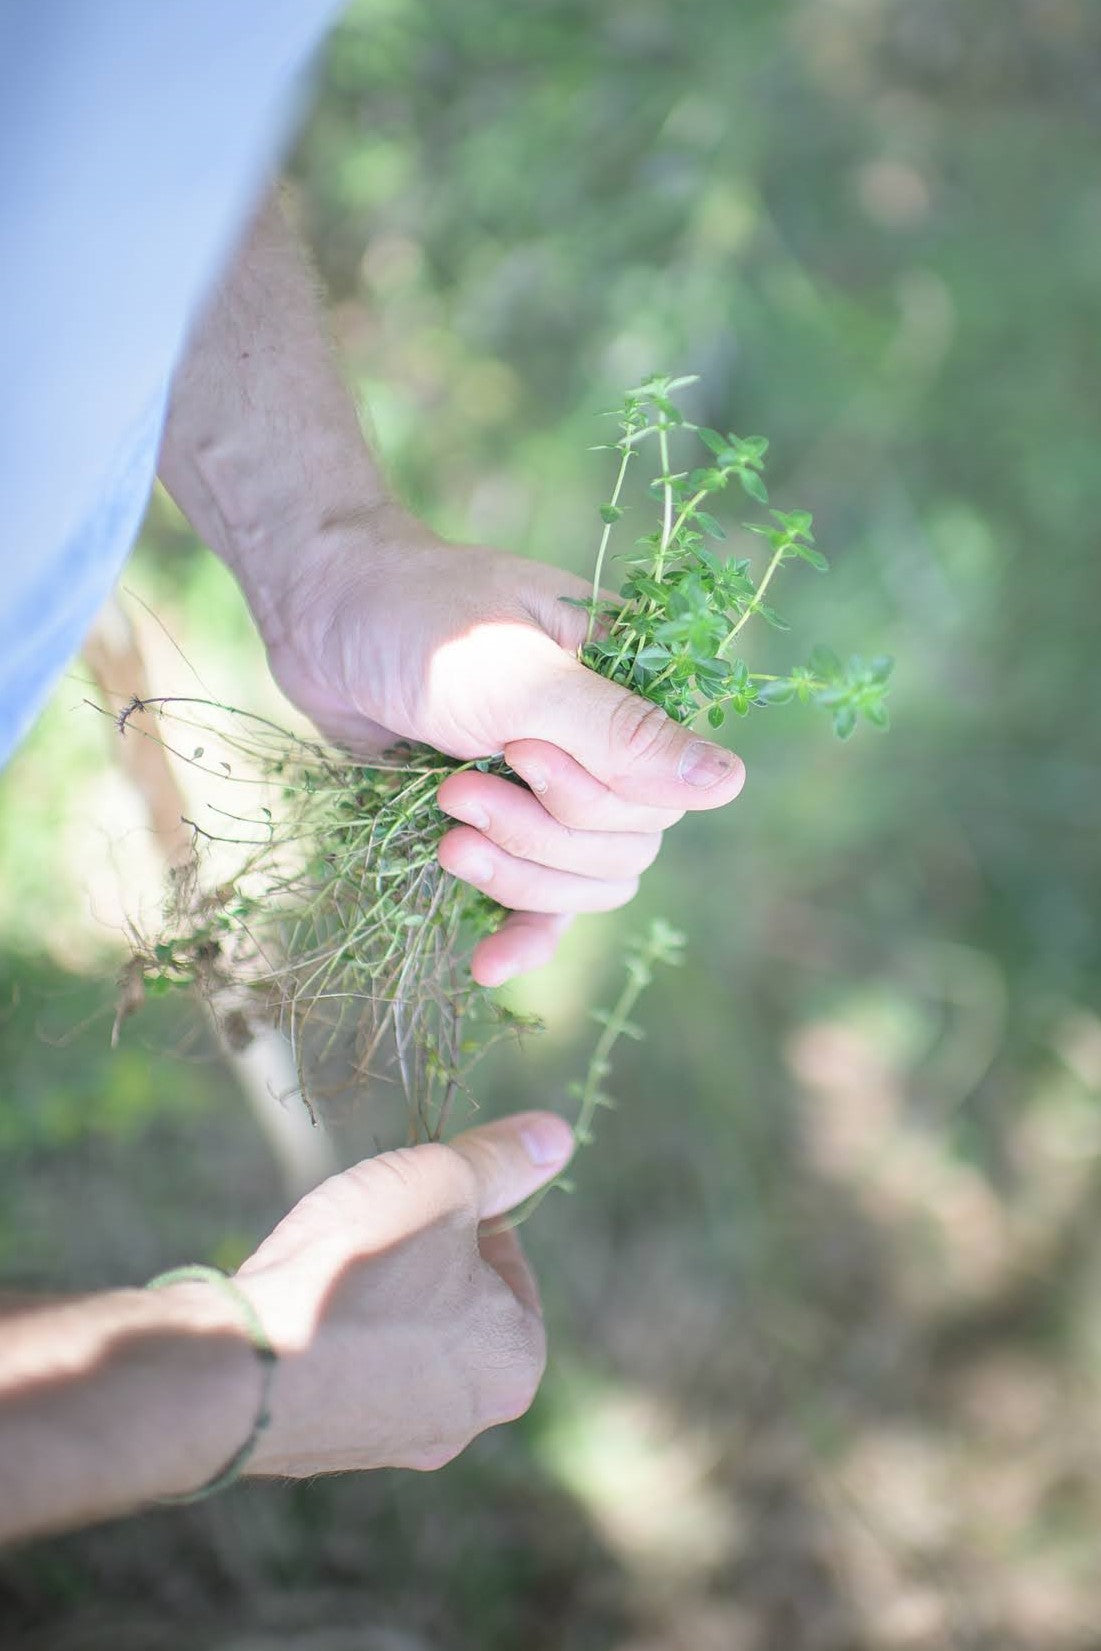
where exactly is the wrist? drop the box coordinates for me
[236,494,422,654]
[230,1264,393,1479]
[145,1269,276,1501]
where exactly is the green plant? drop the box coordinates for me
[575,373,892,737]
[122,375,890,1172]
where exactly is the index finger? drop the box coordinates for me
[502,740,687,833]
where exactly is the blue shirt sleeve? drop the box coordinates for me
[0,0,344,768]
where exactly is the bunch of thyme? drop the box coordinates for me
[123,373,890,1163]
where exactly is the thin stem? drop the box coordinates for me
[574,969,645,1146]
[488,926,674,1234]
[655,424,673,580]
[721,540,788,651]
[668,486,710,548]
[587,440,635,645]
[747,671,826,688]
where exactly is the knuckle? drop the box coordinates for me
[384,1141,478,1219]
[510,1321,548,1416]
[494,818,542,864]
[370,1145,423,1194]
[539,794,586,832]
[433,1145,482,1212]
[477,1316,547,1426]
[607,696,676,770]
[410,1440,468,1472]
[511,1337,547,1418]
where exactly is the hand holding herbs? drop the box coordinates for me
[120,373,889,1173]
[252,503,745,992]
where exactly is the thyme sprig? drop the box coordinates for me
[574,373,892,739]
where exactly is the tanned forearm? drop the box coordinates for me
[0,1286,260,1543]
[157,186,393,647]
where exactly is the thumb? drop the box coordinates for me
[448,1111,575,1222]
[516,652,746,811]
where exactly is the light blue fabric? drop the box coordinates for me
[0,390,169,762]
[0,0,344,767]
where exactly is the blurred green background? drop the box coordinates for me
[4,0,1101,1645]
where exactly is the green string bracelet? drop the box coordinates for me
[145,1263,276,1504]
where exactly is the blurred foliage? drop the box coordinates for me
[287,0,1101,1025]
[5,0,1101,1646]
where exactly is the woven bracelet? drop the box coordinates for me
[145,1263,276,1504]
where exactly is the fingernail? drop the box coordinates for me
[678,741,739,788]
[521,1116,574,1168]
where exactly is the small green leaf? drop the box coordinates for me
[755,679,795,705]
[694,510,726,540]
[808,644,843,681]
[771,508,814,540]
[833,705,857,739]
[738,469,769,505]
[621,575,666,604]
[651,394,685,424]
[600,503,624,524]
[708,704,726,728]
[737,434,770,462]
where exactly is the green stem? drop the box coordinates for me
[720,539,788,652]
[642,651,690,696]
[587,441,635,646]
[668,486,710,547]
[573,965,648,1146]
[486,927,668,1233]
[747,672,825,688]
[655,424,673,579]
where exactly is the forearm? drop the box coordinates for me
[0,1285,260,1543]
[157,186,393,645]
